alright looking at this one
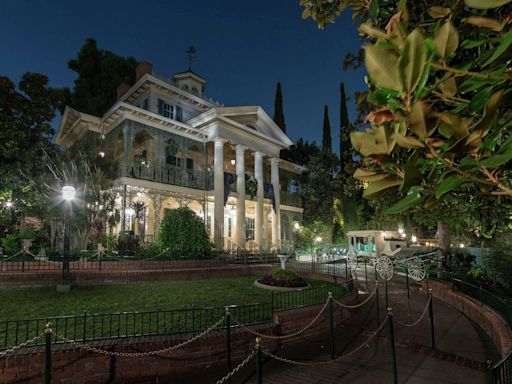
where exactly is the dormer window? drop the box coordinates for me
[157,99,183,122]
[191,87,199,95]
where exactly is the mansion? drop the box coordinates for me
[56,62,304,251]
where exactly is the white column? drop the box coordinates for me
[213,138,226,249]
[254,151,264,247]
[271,157,281,249]
[235,145,246,247]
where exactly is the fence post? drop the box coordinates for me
[387,308,398,384]
[364,259,368,287]
[428,289,435,349]
[406,267,410,300]
[225,307,232,376]
[345,259,348,279]
[45,322,52,384]
[83,311,87,341]
[486,360,494,384]
[22,258,25,273]
[328,292,335,360]
[255,337,262,384]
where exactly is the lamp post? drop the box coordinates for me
[61,185,75,281]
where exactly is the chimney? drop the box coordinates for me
[135,61,153,81]
[117,83,131,100]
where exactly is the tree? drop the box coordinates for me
[281,138,321,166]
[273,82,286,133]
[301,0,512,252]
[0,73,63,234]
[63,38,138,116]
[322,105,332,154]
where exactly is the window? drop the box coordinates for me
[158,99,174,119]
[245,218,255,241]
[139,98,149,110]
[166,144,179,167]
[186,158,194,171]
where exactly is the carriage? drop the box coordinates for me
[346,230,439,282]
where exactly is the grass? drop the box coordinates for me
[0,276,337,321]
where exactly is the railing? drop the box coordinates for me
[488,348,512,384]
[280,191,302,207]
[0,277,353,349]
[117,161,213,190]
[451,278,512,330]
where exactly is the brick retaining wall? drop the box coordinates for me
[0,291,358,383]
[422,279,512,355]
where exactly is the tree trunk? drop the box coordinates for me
[437,221,451,274]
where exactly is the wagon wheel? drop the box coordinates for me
[405,257,426,282]
[347,252,358,270]
[376,255,394,281]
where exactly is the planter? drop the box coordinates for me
[277,254,289,269]
[254,279,311,291]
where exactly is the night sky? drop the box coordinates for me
[0,0,365,153]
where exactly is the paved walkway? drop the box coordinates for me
[159,271,500,384]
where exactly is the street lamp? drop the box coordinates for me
[62,185,75,282]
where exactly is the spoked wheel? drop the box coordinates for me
[405,257,426,281]
[376,255,394,281]
[347,253,358,270]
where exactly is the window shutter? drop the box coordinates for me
[157,99,164,115]
[176,106,183,122]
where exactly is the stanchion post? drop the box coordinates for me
[328,292,335,360]
[385,279,389,309]
[45,322,52,384]
[225,307,232,375]
[255,337,262,384]
[406,267,410,300]
[387,308,398,384]
[428,289,435,349]
[364,259,368,287]
[375,281,380,325]
[487,360,494,384]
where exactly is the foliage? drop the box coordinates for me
[281,137,322,166]
[484,233,512,291]
[273,82,286,133]
[160,207,211,258]
[322,105,332,154]
[1,234,21,256]
[301,0,512,218]
[62,38,138,116]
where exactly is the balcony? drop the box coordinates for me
[280,191,302,207]
[117,161,213,190]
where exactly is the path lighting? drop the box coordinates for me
[294,222,300,230]
[98,151,105,158]
[315,236,322,243]
[459,243,465,248]
[61,185,75,282]
[401,232,406,238]
[4,200,13,208]
[411,235,417,243]
[398,228,404,234]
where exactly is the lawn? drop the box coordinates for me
[0,276,338,320]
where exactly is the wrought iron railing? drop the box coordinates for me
[488,348,512,384]
[117,161,213,190]
[280,191,302,207]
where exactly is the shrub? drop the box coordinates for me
[271,268,299,282]
[258,267,308,288]
[1,233,21,256]
[160,207,211,259]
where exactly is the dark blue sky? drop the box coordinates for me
[0,0,366,153]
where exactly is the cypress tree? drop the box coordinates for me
[322,105,332,154]
[273,82,286,133]
[339,83,352,182]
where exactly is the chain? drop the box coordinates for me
[261,317,388,366]
[230,299,330,340]
[332,282,378,309]
[52,316,225,357]
[215,349,256,384]
[0,333,45,357]
[395,296,431,327]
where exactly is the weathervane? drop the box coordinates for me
[186,46,196,71]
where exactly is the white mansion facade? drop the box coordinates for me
[56,62,304,251]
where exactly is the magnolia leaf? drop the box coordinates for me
[464,16,502,31]
[353,168,389,182]
[438,112,469,139]
[464,0,512,9]
[365,45,401,91]
[428,6,451,18]
[401,153,423,193]
[359,21,388,40]
[386,189,425,214]
[392,133,424,148]
[399,29,427,94]
[363,178,402,199]
[461,39,487,49]
[438,77,457,97]
[364,107,398,124]
[472,89,504,135]
[434,21,459,59]
[483,31,512,67]
[435,176,467,198]
[479,153,512,168]
[350,125,391,156]
[409,102,428,137]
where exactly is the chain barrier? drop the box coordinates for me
[215,349,256,384]
[51,316,225,357]
[230,298,330,340]
[261,317,389,366]
[395,296,432,327]
[332,282,378,309]
[0,333,45,357]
